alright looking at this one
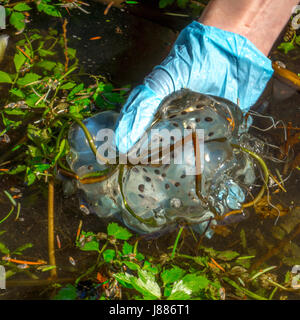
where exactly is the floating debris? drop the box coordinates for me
[219,287,226,300]
[69,256,76,266]
[79,204,90,215]
[0,134,10,144]
[17,264,29,269]
[56,234,61,249]
[9,187,21,194]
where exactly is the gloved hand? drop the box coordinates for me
[115,21,274,154]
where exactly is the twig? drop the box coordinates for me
[2,257,46,265]
[104,1,114,15]
[0,206,14,225]
[269,172,287,193]
[16,46,34,63]
[272,61,300,90]
[76,220,83,242]
[62,19,69,73]
[210,257,225,272]
[48,177,57,279]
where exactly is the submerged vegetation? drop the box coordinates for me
[0,0,300,300]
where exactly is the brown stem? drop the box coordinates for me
[48,177,57,279]
[272,62,300,90]
[62,18,69,73]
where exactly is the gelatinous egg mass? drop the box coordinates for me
[66,90,263,238]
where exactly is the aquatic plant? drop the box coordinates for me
[53,222,297,300]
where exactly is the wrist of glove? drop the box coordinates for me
[115,21,274,154]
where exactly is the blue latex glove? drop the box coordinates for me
[115,21,274,154]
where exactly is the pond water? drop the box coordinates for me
[0,0,300,300]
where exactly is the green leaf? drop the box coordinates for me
[182,273,209,291]
[163,285,172,298]
[49,28,58,36]
[80,240,99,252]
[13,243,33,255]
[136,252,145,261]
[167,289,190,300]
[0,230,6,237]
[27,145,39,158]
[0,71,12,83]
[161,266,186,286]
[277,41,296,54]
[123,261,139,271]
[67,83,84,100]
[143,260,159,275]
[53,284,77,300]
[131,269,161,299]
[37,2,62,17]
[159,0,174,8]
[177,0,189,8]
[33,164,51,172]
[30,33,42,41]
[5,8,12,16]
[25,93,40,107]
[102,249,116,262]
[13,3,32,11]
[17,73,41,86]
[107,222,132,240]
[38,48,55,57]
[0,242,10,255]
[60,82,76,90]
[168,280,192,300]
[194,256,208,266]
[52,139,66,166]
[10,88,25,98]
[122,241,133,255]
[240,228,247,250]
[27,124,50,144]
[67,47,76,59]
[217,250,239,261]
[168,274,209,300]
[14,52,27,72]
[4,109,26,116]
[9,11,25,30]
[295,35,300,46]
[39,265,56,272]
[35,60,56,71]
[25,170,36,186]
[53,62,64,76]
[114,272,134,288]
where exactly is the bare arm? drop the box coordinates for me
[199,0,299,56]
